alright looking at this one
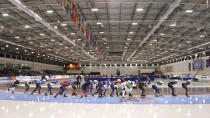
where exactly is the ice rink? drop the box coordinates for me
[0,90,210,118]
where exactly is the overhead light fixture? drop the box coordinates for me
[71,32,76,35]
[6,45,9,47]
[100,32,104,34]
[106,47,109,48]
[91,8,99,12]
[40,46,43,47]
[132,22,138,25]
[160,33,165,36]
[61,23,67,26]
[54,26,58,29]
[14,36,20,39]
[102,38,107,40]
[46,10,54,14]
[29,41,33,44]
[65,47,68,49]
[200,35,205,38]
[51,39,55,41]
[78,39,81,41]
[24,25,30,29]
[124,47,128,48]
[104,43,107,44]
[31,52,34,54]
[96,22,102,25]
[16,48,19,50]
[40,33,45,36]
[170,23,176,27]
[136,8,144,12]
[125,42,129,45]
[171,49,174,50]
[153,39,157,41]
[2,13,9,17]
[59,44,63,45]
[185,10,193,13]
[129,32,134,35]
[127,38,131,41]
[65,28,68,30]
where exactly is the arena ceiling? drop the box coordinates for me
[0,0,210,65]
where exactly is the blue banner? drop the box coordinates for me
[193,59,203,70]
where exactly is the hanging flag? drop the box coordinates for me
[86,29,89,40]
[72,3,76,22]
[65,1,70,16]
[75,9,79,27]
[81,18,85,34]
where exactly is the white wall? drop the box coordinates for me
[0,57,64,72]
[160,56,210,75]
[67,66,157,76]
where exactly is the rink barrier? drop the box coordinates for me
[0,75,76,84]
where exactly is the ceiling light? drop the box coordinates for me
[65,47,68,49]
[5,45,9,47]
[14,36,20,39]
[106,47,109,48]
[61,23,67,26]
[24,25,30,28]
[200,35,205,38]
[170,23,176,27]
[16,48,19,50]
[46,10,54,14]
[149,43,153,46]
[91,8,99,12]
[132,22,138,25]
[185,10,193,13]
[25,50,27,52]
[51,39,55,41]
[40,33,45,36]
[125,43,129,45]
[43,55,45,56]
[48,49,52,50]
[2,13,9,17]
[29,42,33,44]
[31,52,34,54]
[78,39,81,40]
[102,38,107,40]
[65,28,68,30]
[104,43,107,44]
[54,26,58,29]
[71,32,76,35]
[153,39,157,41]
[160,33,165,36]
[40,46,43,47]
[136,8,144,12]
[129,32,134,34]
[96,22,102,25]
[124,47,128,48]
[171,49,174,50]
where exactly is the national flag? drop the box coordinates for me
[72,3,76,22]
[81,18,85,34]
[75,9,79,27]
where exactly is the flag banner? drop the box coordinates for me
[193,59,203,70]
[189,63,191,71]
[61,0,103,59]
[206,59,210,68]
[72,3,76,22]
[165,66,174,72]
